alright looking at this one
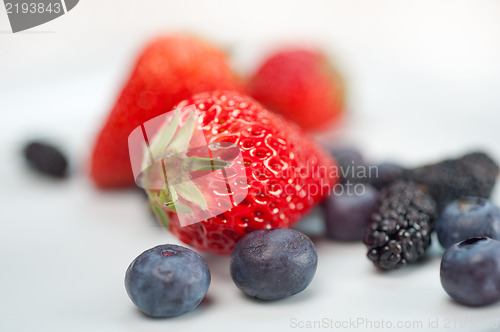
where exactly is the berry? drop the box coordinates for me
[230,228,317,300]
[323,184,378,241]
[369,162,406,190]
[125,244,210,317]
[363,181,437,270]
[144,91,337,255]
[440,237,500,306]
[404,152,499,211]
[329,147,368,184]
[23,141,68,177]
[91,34,243,188]
[435,197,500,248]
[248,48,344,131]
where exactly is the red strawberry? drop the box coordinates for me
[142,91,337,255]
[90,34,243,188]
[248,48,344,131]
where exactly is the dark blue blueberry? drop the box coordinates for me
[369,162,406,190]
[329,147,369,184]
[23,141,68,177]
[440,237,500,306]
[324,184,378,241]
[230,228,317,300]
[125,244,210,317]
[435,197,500,248]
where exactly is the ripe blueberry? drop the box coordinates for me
[125,244,210,317]
[435,197,500,248]
[440,237,500,306]
[230,228,317,300]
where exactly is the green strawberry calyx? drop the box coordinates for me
[141,109,231,228]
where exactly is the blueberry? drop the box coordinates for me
[230,228,317,300]
[125,244,210,317]
[323,184,378,241]
[440,237,500,306]
[329,147,369,184]
[369,162,406,190]
[23,141,68,177]
[435,197,500,248]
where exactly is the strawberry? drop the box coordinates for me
[248,48,344,131]
[90,34,243,188]
[142,91,337,255]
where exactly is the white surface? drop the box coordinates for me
[1,1,500,331]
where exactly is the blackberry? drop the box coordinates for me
[363,181,437,270]
[404,152,499,212]
[23,141,68,177]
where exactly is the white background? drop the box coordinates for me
[1,1,500,331]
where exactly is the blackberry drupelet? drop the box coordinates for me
[404,152,499,212]
[363,181,437,270]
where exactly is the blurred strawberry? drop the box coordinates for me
[90,34,243,188]
[144,91,337,255]
[248,48,344,131]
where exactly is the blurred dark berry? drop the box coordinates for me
[330,147,369,184]
[363,181,437,270]
[324,184,378,241]
[23,141,68,178]
[404,152,499,212]
[369,162,406,190]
